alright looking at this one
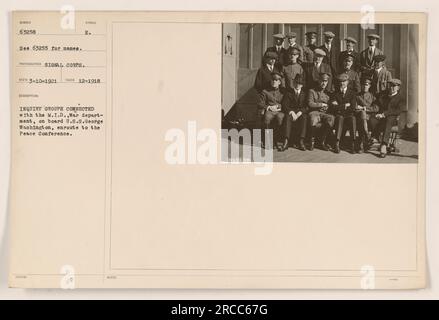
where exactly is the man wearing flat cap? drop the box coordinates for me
[319,30,338,75]
[371,54,392,95]
[280,74,308,151]
[307,72,335,151]
[254,51,282,93]
[369,78,405,158]
[338,37,359,72]
[257,72,285,150]
[264,33,286,69]
[329,73,358,153]
[281,47,305,91]
[340,54,361,93]
[303,48,333,91]
[303,31,318,63]
[284,31,304,63]
[359,33,384,77]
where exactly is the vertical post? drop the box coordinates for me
[303,24,307,46]
[249,24,253,69]
[262,24,267,52]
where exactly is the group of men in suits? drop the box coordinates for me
[254,31,404,157]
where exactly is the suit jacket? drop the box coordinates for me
[303,61,333,92]
[329,88,358,116]
[319,43,338,74]
[303,44,318,63]
[376,92,405,117]
[282,88,307,114]
[338,50,359,73]
[257,87,284,111]
[371,66,392,95]
[264,46,286,69]
[359,46,384,74]
[254,64,281,93]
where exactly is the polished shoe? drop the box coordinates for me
[280,139,289,152]
[334,141,341,153]
[298,139,306,151]
[388,144,396,153]
[350,142,356,154]
[321,138,330,151]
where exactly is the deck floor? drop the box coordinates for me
[225,139,418,163]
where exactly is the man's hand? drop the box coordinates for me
[331,101,339,106]
[345,102,351,109]
[289,111,297,121]
[376,113,385,119]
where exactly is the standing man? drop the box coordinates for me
[369,79,405,158]
[338,37,359,72]
[319,31,337,75]
[257,72,285,150]
[371,54,392,95]
[281,47,304,91]
[303,31,318,63]
[264,33,286,70]
[329,73,358,154]
[281,74,308,151]
[284,31,304,64]
[307,72,334,151]
[254,52,281,93]
[355,78,379,153]
[340,54,361,93]
[359,34,383,78]
[303,48,333,91]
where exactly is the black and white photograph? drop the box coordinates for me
[222,23,419,163]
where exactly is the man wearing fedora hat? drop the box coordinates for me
[338,37,359,72]
[370,78,405,158]
[319,30,338,74]
[359,33,384,77]
[280,74,308,151]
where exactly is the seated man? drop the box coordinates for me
[329,73,358,154]
[355,78,379,153]
[280,74,308,151]
[369,78,405,158]
[257,72,285,149]
[307,72,334,151]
